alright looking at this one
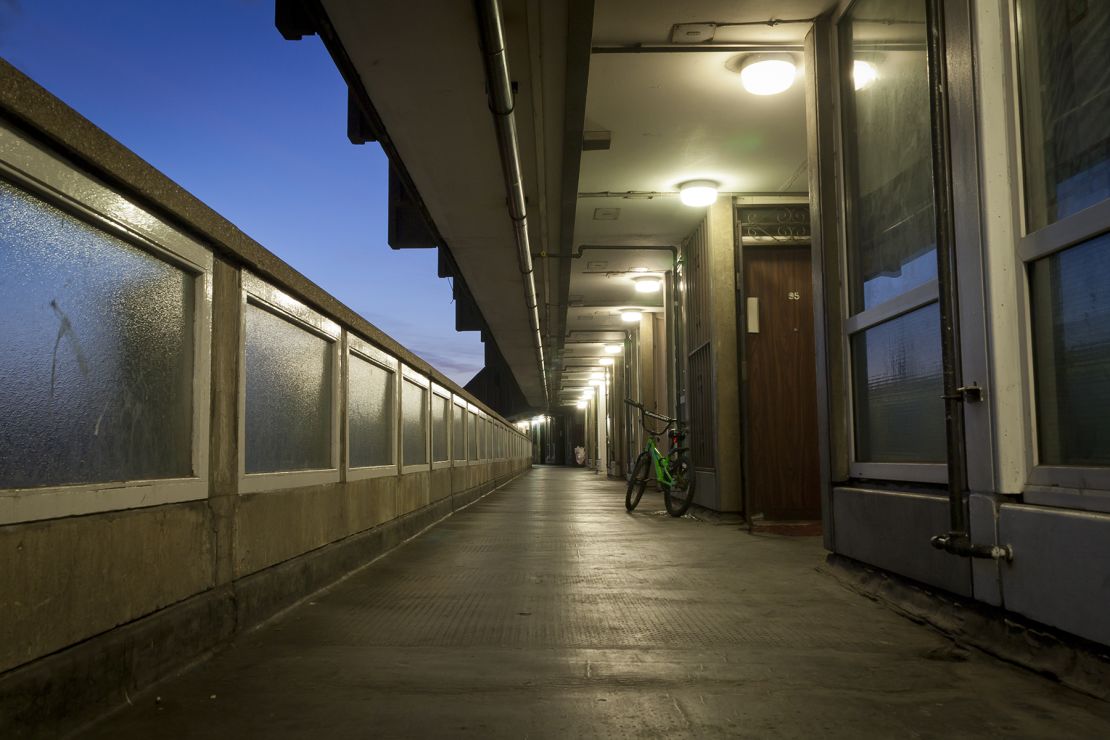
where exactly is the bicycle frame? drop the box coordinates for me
[644,436,675,487]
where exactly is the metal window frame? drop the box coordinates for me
[0,121,214,525]
[399,364,431,474]
[430,382,451,469]
[239,273,341,494]
[832,0,948,486]
[1006,1,1110,501]
[346,333,399,481]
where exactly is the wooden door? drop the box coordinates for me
[743,246,821,520]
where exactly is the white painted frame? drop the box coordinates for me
[430,382,452,470]
[0,122,213,525]
[468,404,482,466]
[1004,1,1110,503]
[831,1,949,486]
[346,333,400,481]
[451,395,468,465]
[399,364,431,474]
[238,273,341,494]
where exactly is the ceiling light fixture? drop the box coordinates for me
[633,275,662,293]
[678,180,719,208]
[737,55,797,96]
[603,344,622,354]
[853,60,878,90]
[621,310,643,323]
[576,400,587,409]
[599,357,614,366]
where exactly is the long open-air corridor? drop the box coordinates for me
[81,467,1110,738]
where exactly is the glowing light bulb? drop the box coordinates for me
[739,58,796,96]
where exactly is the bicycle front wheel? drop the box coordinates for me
[625,451,651,511]
[662,452,696,517]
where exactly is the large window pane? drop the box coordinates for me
[431,394,449,462]
[348,354,393,468]
[0,180,194,488]
[452,404,465,460]
[244,303,333,473]
[402,379,428,466]
[1031,233,1110,466]
[468,412,478,461]
[852,304,946,463]
[841,0,937,311]
[1018,0,1110,232]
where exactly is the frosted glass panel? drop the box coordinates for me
[348,354,393,468]
[840,0,937,311]
[1018,0,1110,231]
[852,304,945,463]
[244,303,332,473]
[402,379,427,466]
[452,405,465,460]
[431,394,449,462]
[1031,233,1110,465]
[468,412,478,461]
[0,179,194,489]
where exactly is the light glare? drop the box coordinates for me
[621,310,642,323]
[853,60,878,90]
[679,180,719,207]
[739,58,796,96]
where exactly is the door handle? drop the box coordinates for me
[746,297,759,333]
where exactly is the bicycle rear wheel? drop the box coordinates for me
[662,452,696,517]
[625,451,651,511]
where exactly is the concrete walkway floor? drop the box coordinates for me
[82,467,1110,738]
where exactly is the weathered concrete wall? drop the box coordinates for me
[0,61,535,737]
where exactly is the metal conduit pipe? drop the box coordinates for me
[475,0,549,407]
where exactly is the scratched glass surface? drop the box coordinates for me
[468,412,478,461]
[401,379,427,466]
[348,354,393,468]
[244,303,332,473]
[1018,0,1110,232]
[840,0,937,312]
[851,303,945,463]
[1031,233,1110,466]
[0,180,194,489]
[452,404,465,460]
[431,393,449,462]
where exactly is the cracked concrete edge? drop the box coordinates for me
[821,553,1110,703]
[0,471,528,740]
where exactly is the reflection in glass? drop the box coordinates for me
[840,0,937,311]
[0,180,194,488]
[401,379,428,466]
[431,394,449,462]
[1018,0,1110,231]
[348,354,393,468]
[852,304,946,463]
[452,404,465,460]
[245,304,333,473]
[1031,233,1110,466]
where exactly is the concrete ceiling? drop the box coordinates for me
[554,0,835,406]
[321,0,569,408]
[320,0,838,413]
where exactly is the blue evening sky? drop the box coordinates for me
[0,0,486,385]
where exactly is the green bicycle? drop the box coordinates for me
[624,398,697,517]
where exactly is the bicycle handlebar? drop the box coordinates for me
[623,398,682,435]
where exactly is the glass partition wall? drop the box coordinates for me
[838,0,947,483]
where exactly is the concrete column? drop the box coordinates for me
[597,381,608,476]
[707,199,743,512]
[207,258,241,586]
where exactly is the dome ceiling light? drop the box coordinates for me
[633,275,663,293]
[603,344,622,354]
[621,310,643,323]
[734,55,797,96]
[678,180,719,207]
